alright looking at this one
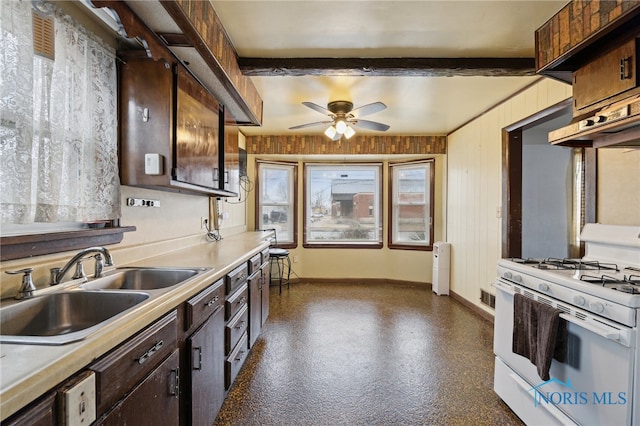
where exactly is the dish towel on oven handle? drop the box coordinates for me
[512,293,567,381]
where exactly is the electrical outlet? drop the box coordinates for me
[293,255,299,263]
[201,217,208,229]
[60,371,96,426]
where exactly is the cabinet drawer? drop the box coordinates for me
[226,263,248,295]
[89,310,178,416]
[96,350,180,425]
[248,253,262,274]
[225,305,248,355]
[185,278,224,332]
[261,247,270,264]
[225,332,248,390]
[225,284,248,321]
[573,38,638,111]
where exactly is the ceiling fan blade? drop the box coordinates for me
[289,120,332,130]
[350,101,387,118]
[332,132,342,142]
[302,101,333,116]
[351,119,390,132]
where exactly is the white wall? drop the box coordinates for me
[446,78,572,313]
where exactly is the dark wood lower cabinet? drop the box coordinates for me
[188,305,225,426]
[260,262,270,327]
[96,350,180,425]
[3,392,56,426]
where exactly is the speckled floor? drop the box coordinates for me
[214,282,523,426]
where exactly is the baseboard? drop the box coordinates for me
[449,290,495,324]
[299,277,431,288]
[289,277,495,324]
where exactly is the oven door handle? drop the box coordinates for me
[558,313,622,343]
[493,281,628,346]
[508,372,578,425]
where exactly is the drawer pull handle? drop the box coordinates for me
[235,321,246,330]
[206,295,219,307]
[137,340,164,365]
[235,350,245,361]
[237,296,247,305]
[193,346,202,370]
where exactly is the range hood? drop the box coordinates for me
[549,95,640,148]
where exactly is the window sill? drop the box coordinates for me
[0,226,136,261]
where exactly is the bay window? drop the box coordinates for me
[389,160,434,250]
[304,163,382,248]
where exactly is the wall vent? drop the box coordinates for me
[480,289,495,309]
[32,10,55,60]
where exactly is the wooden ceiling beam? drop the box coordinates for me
[238,57,536,77]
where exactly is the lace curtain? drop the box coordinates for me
[0,1,120,224]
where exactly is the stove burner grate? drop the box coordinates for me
[580,274,640,294]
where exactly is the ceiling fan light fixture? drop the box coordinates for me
[324,125,337,139]
[335,119,347,134]
[344,125,355,139]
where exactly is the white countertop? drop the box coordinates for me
[0,231,272,421]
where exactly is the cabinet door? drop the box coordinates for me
[189,305,225,426]
[248,272,262,348]
[260,264,270,326]
[3,392,56,426]
[96,350,180,425]
[573,39,637,111]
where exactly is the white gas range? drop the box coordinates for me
[493,223,640,425]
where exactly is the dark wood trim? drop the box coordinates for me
[449,290,494,324]
[501,98,573,259]
[387,159,435,251]
[502,128,522,259]
[0,227,136,261]
[296,277,429,287]
[279,278,494,323]
[254,160,298,249]
[302,163,384,249]
[239,57,536,77]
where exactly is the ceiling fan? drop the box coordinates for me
[289,100,390,141]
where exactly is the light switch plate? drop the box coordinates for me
[59,371,96,426]
[145,153,163,175]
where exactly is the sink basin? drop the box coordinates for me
[0,291,149,345]
[81,267,204,291]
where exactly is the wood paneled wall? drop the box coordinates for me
[245,135,446,155]
[173,0,263,123]
[447,78,572,314]
[536,0,640,70]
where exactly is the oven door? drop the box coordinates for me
[493,280,635,425]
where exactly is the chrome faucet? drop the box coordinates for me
[5,268,37,300]
[50,247,114,285]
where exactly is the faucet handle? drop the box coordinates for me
[5,268,36,300]
[72,260,86,281]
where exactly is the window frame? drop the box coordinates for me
[388,159,435,251]
[303,162,383,249]
[255,160,298,249]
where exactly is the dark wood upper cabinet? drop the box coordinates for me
[119,58,237,197]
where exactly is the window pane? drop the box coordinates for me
[391,162,433,247]
[257,163,295,244]
[305,164,381,245]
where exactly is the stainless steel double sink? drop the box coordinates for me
[0,267,208,345]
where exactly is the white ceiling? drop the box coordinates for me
[211,0,568,137]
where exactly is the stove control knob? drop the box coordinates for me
[513,275,523,283]
[590,302,605,313]
[573,295,586,306]
[503,271,513,279]
[538,283,550,292]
